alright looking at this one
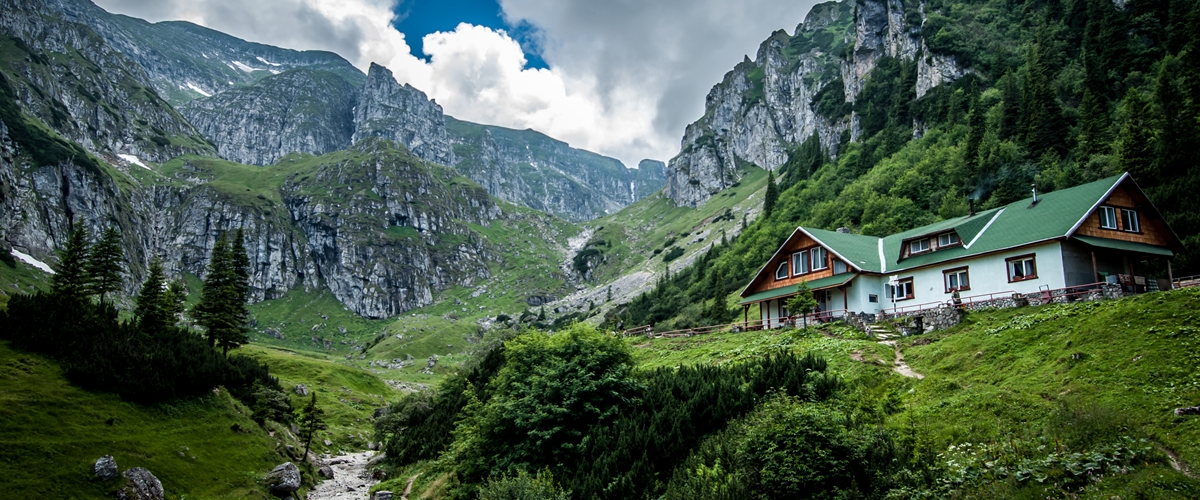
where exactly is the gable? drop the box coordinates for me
[1070,178,1183,250]
[741,230,854,296]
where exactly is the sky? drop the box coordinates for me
[93,0,821,168]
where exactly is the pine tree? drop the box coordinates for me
[85,226,124,303]
[296,393,327,460]
[1116,87,1156,181]
[763,170,778,218]
[1076,88,1111,162]
[999,72,1021,141]
[51,222,91,301]
[195,231,252,355]
[163,278,189,325]
[1152,57,1187,189]
[964,80,985,169]
[135,258,168,332]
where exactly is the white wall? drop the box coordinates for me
[876,242,1067,311]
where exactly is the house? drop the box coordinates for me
[738,173,1185,328]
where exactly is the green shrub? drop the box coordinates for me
[662,246,684,262]
[477,469,568,500]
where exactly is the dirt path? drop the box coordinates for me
[1155,442,1197,479]
[880,340,924,379]
[306,451,380,500]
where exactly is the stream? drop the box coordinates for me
[306,451,380,500]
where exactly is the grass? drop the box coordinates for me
[0,341,298,499]
[0,255,51,309]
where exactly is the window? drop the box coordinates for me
[792,251,809,275]
[868,294,879,303]
[1122,209,1140,233]
[890,278,914,301]
[833,259,848,275]
[811,247,829,270]
[909,238,931,254]
[938,232,960,247]
[1006,254,1037,282]
[1099,206,1118,229]
[775,261,789,280]
[943,267,970,293]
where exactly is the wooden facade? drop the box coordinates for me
[1073,181,1178,248]
[742,232,848,295]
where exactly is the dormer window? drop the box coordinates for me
[775,261,789,280]
[909,238,931,254]
[938,232,960,247]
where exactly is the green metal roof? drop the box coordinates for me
[738,273,856,305]
[805,227,884,273]
[1073,236,1173,257]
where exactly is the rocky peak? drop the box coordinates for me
[352,63,455,166]
[179,69,358,166]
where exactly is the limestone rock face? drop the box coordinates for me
[665,0,969,207]
[353,63,454,166]
[180,69,358,166]
[120,467,164,500]
[93,455,118,481]
[264,462,301,496]
[446,117,666,221]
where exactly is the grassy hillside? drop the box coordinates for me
[0,341,301,499]
[629,289,1200,497]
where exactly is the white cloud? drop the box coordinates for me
[93,0,821,167]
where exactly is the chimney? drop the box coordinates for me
[1029,183,1040,208]
[836,227,851,234]
[968,197,975,216]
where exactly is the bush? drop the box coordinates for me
[477,469,569,500]
[662,246,684,262]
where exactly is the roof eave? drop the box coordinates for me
[739,226,804,298]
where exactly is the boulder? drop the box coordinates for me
[93,455,118,481]
[1176,406,1200,416]
[294,384,309,396]
[264,462,301,496]
[323,439,333,446]
[318,465,334,479]
[119,468,164,500]
[374,491,393,500]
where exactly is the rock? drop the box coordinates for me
[294,384,309,396]
[93,455,118,481]
[366,452,387,468]
[1176,406,1200,416]
[374,491,393,500]
[368,441,379,451]
[353,63,455,165]
[318,465,334,479]
[120,467,164,500]
[323,439,333,446]
[264,462,301,496]
[373,407,389,419]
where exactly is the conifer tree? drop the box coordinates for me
[135,258,168,332]
[1151,57,1187,188]
[85,226,124,303]
[1076,88,1111,162]
[163,278,189,325]
[296,393,327,460]
[196,231,251,355]
[964,81,985,169]
[1116,87,1156,180]
[51,222,90,301]
[763,170,778,218]
[998,72,1021,141]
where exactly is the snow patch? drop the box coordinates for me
[185,82,211,97]
[269,69,280,75]
[231,61,256,72]
[255,56,281,66]
[117,154,150,170]
[11,249,55,274]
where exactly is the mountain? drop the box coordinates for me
[35,0,364,105]
[352,63,455,167]
[446,117,665,222]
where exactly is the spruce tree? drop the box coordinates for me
[195,231,252,355]
[1076,89,1111,162]
[163,278,189,325]
[135,258,168,332]
[85,226,124,303]
[763,170,778,218]
[964,81,985,169]
[51,222,90,301]
[296,393,327,460]
[1151,57,1187,188]
[998,72,1021,141]
[1116,87,1156,181]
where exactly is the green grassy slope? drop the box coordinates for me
[628,290,1200,496]
[0,341,299,499]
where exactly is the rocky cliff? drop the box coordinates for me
[352,64,455,167]
[37,0,364,105]
[664,0,968,207]
[179,69,358,166]
[446,117,665,222]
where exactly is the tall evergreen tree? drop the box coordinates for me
[85,226,124,303]
[51,222,90,301]
[964,81,985,170]
[163,278,189,325]
[1151,57,1187,188]
[1076,88,1111,161]
[999,72,1022,141]
[135,258,169,332]
[1115,87,1156,180]
[296,393,327,460]
[763,170,778,218]
[195,231,251,355]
